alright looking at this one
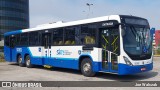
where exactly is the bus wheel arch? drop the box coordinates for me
[17,54,25,67]
[79,56,96,77]
[24,54,33,68]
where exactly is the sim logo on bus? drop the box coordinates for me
[57,49,64,55]
[16,48,22,52]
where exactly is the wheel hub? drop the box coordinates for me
[26,59,30,66]
[19,57,22,63]
[83,63,91,72]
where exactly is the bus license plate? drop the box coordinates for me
[141,68,146,71]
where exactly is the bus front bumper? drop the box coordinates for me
[118,63,153,75]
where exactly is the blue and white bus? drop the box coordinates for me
[4,15,153,76]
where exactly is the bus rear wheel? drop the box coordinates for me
[25,55,33,68]
[81,58,95,77]
[18,55,25,67]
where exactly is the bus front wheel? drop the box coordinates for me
[81,58,95,77]
[25,55,33,68]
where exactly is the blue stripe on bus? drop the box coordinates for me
[4,46,101,71]
[4,46,153,75]
[26,47,100,71]
[118,63,153,75]
[29,56,153,75]
[27,56,154,75]
[4,30,22,36]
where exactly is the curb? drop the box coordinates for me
[154,55,160,57]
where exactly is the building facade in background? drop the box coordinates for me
[155,30,160,49]
[151,28,156,49]
[0,0,29,39]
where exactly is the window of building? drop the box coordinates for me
[52,29,64,45]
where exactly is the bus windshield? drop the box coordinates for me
[122,25,152,60]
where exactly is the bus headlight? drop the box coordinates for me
[123,56,133,66]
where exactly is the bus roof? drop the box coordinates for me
[4,15,145,36]
[4,15,121,36]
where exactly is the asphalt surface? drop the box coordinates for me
[0,57,159,90]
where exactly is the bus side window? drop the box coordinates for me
[16,34,21,46]
[20,33,29,46]
[29,32,39,46]
[81,24,96,45]
[64,27,76,45]
[9,36,16,48]
[52,29,64,46]
[4,36,9,47]
[84,36,95,44]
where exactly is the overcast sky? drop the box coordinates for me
[29,0,160,29]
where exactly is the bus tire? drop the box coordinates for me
[18,55,25,67]
[81,58,95,77]
[25,55,33,68]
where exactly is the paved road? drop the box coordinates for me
[0,57,159,90]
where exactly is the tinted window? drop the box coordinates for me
[52,29,63,45]
[20,33,28,46]
[64,27,76,45]
[4,36,9,46]
[10,36,16,48]
[81,24,96,45]
[16,34,21,46]
[124,18,149,26]
[29,32,39,46]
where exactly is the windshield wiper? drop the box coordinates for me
[129,26,136,38]
[129,26,142,47]
[142,27,146,45]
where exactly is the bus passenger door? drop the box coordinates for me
[9,36,16,62]
[109,28,119,72]
[100,28,119,73]
[101,30,110,71]
[42,33,51,63]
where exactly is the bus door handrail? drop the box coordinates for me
[102,49,118,56]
